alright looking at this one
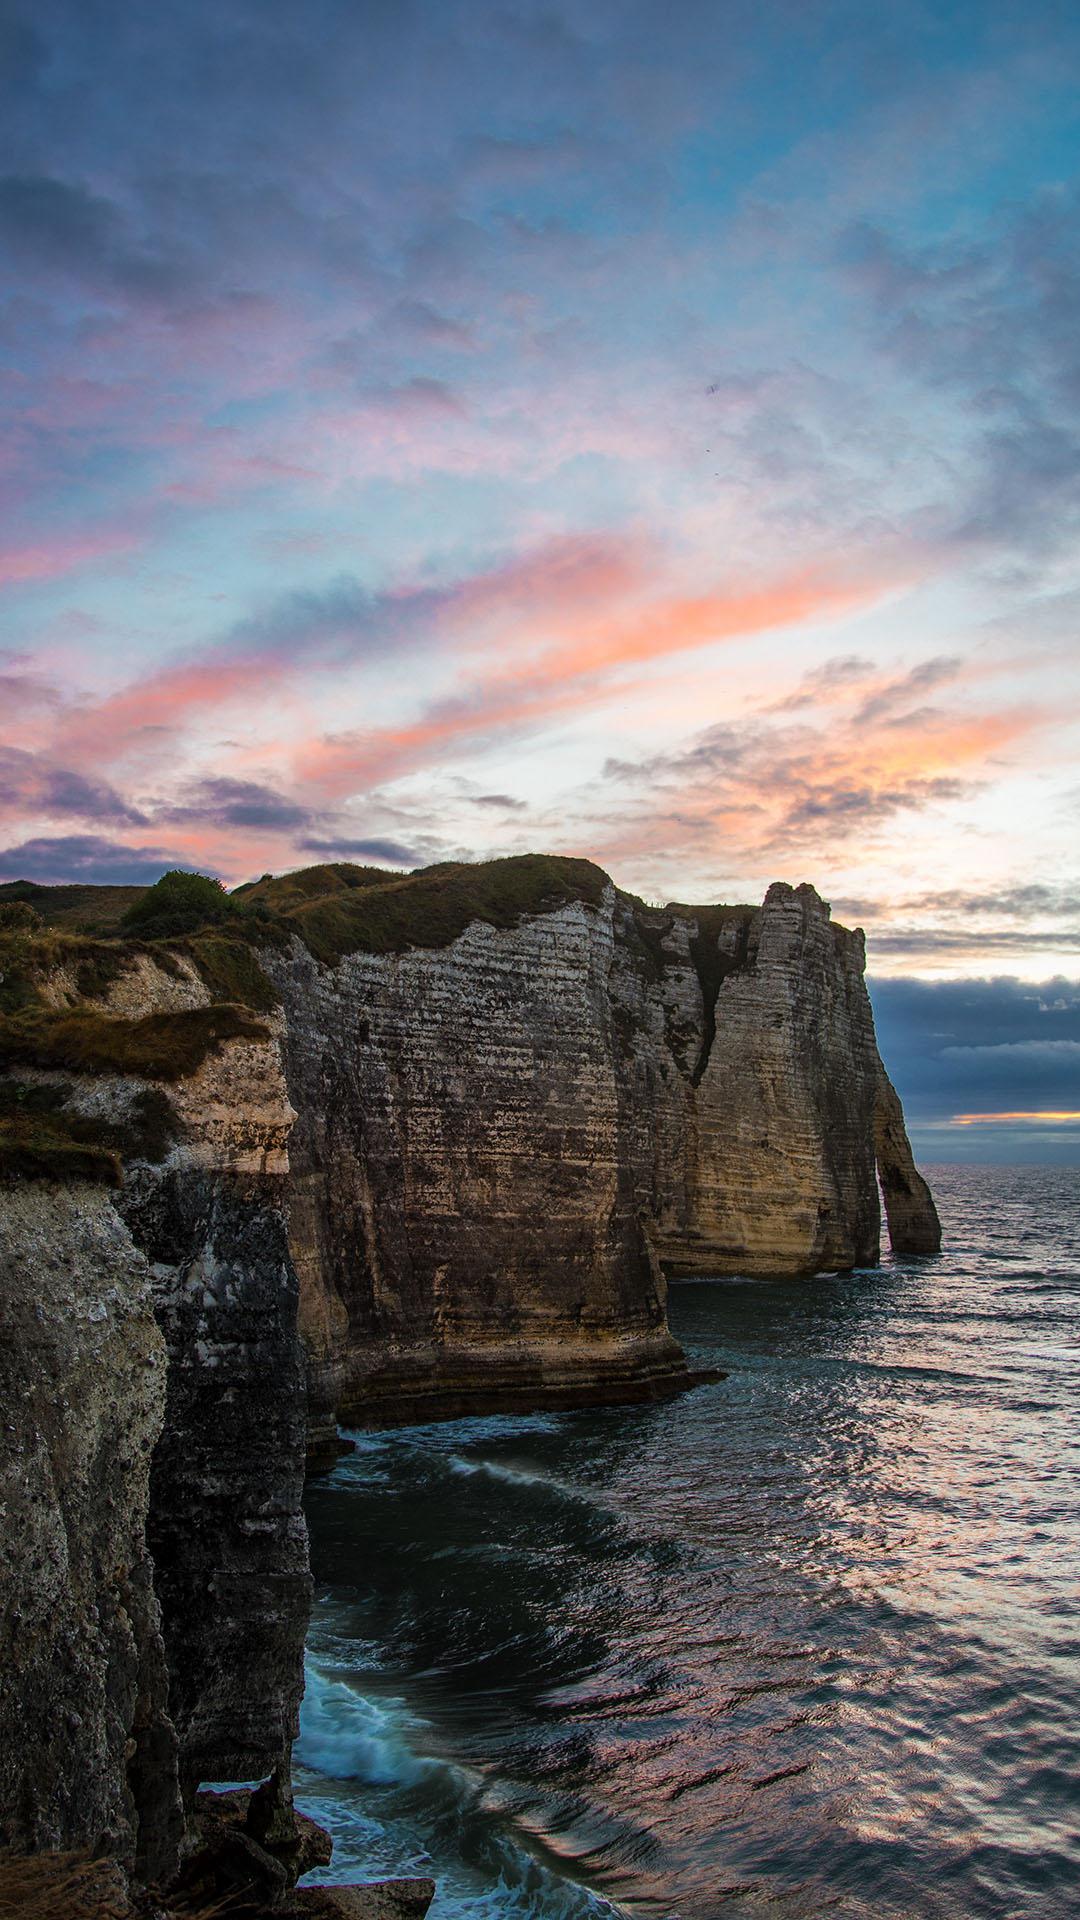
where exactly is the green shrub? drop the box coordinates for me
[121,869,233,940]
[0,901,43,933]
[183,933,280,1011]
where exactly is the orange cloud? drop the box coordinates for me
[54,657,286,765]
[296,565,885,796]
[951,1110,1080,1125]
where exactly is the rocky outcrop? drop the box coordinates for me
[613,881,914,1275]
[109,993,310,1806]
[272,896,689,1440]
[874,1062,942,1256]
[265,864,940,1435]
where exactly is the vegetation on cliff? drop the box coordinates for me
[120,869,233,940]
[0,880,143,935]
[4,855,755,983]
[0,871,280,1188]
[0,1079,179,1185]
[0,1004,269,1082]
[272,853,610,964]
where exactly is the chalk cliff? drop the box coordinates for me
[259,861,938,1440]
[0,855,938,1896]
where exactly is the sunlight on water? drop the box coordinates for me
[297,1168,1080,1919]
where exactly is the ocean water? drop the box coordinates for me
[296,1166,1080,1920]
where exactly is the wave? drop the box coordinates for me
[295,1663,624,1920]
[297,1666,441,1789]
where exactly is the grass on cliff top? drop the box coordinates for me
[0,1003,269,1081]
[2,858,756,981]
[277,853,611,965]
[1,902,277,1022]
[0,918,142,1017]
[0,879,144,934]
[177,931,280,1010]
[232,860,397,910]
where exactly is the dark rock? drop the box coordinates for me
[284,1881,436,1920]
[874,1063,943,1254]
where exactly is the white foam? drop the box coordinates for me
[297,1664,434,1788]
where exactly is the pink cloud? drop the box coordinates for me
[294,564,888,797]
[0,524,143,587]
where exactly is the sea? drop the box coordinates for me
[294,1166,1080,1920]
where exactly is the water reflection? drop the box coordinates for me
[299,1168,1080,1920]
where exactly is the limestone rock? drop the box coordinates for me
[0,984,310,1871]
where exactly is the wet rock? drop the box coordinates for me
[284,1882,436,1920]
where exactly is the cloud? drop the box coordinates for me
[837,186,1080,560]
[0,523,143,586]
[0,668,62,714]
[593,692,1034,871]
[48,532,650,764]
[0,172,194,308]
[295,563,883,797]
[765,653,874,712]
[0,747,147,826]
[869,974,1080,1125]
[864,929,1080,957]
[160,776,311,830]
[297,835,419,865]
[0,833,185,884]
[847,884,1080,920]
[852,655,962,725]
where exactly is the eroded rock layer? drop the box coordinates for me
[0,1184,181,1879]
[272,898,688,1438]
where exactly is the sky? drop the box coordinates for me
[1,0,1078,1157]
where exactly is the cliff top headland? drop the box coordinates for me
[0,853,805,1191]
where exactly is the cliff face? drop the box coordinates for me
[612,882,887,1276]
[264,865,940,1435]
[0,1183,181,1880]
[271,896,686,1439]
[0,947,310,1880]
